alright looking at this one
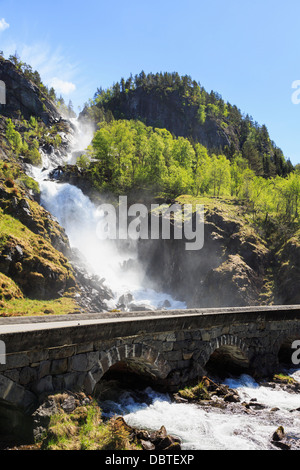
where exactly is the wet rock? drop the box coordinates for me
[148,425,181,451]
[117,292,134,310]
[272,426,285,442]
[173,394,189,404]
[271,426,291,451]
[141,440,155,451]
[155,435,182,451]
[224,392,240,403]
[244,402,266,410]
[128,302,156,312]
[150,425,167,443]
[70,254,114,313]
[272,441,291,451]
[290,407,300,413]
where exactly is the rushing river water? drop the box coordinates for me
[100,370,300,450]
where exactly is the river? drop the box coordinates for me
[100,370,300,450]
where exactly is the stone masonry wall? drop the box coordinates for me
[0,307,300,414]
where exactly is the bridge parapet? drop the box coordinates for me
[0,306,300,417]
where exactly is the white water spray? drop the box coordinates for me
[100,371,300,450]
[29,119,186,311]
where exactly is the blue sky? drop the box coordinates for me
[1,0,300,164]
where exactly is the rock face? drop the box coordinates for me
[276,231,300,304]
[0,179,77,299]
[83,87,231,152]
[138,202,269,308]
[0,59,60,125]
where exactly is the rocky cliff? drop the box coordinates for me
[137,197,274,308]
[0,58,299,314]
[97,87,231,151]
[0,59,112,315]
[0,58,60,125]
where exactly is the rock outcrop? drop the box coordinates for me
[275,231,300,304]
[138,200,269,308]
[0,59,60,125]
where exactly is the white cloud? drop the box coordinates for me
[2,41,85,105]
[0,18,9,32]
[49,77,76,95]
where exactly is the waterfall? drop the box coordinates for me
[28,119,186,312]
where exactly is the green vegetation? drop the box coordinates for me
[0,160,37,189]
[75,119,300,243]
[40,398,140,450]
[178,380,210,401]
[273,374,297,385]
[84,71,293,179]
[3,117,65,166]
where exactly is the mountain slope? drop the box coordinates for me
[81,71,294,178]
[0,57,110,315]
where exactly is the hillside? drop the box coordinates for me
[0,56,300,316]
[81,71,294,179]
[0,56,111,316]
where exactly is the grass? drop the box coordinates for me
[0,209,75,285]
[41,401,140,451]
[0,296,80,317]
[178,380,210,401]
[273,374,297,385]
[0,272,79,316]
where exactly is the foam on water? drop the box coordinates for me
[99,371,300,450]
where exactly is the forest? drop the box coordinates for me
[77,118,300,235]
[84,71,294,179]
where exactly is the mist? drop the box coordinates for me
[30,118,186,312]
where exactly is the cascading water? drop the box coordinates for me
[28,119,186,311]
[100,370,300,450]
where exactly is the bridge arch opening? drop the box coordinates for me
[0,398,33,448]
[100,359,162,389]
[205,345,250,379]
[93,345,171,401]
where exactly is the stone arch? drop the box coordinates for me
[85,343,172,395]
[0,374,36,441]
[202,335,251,378]
[0,374,36,412]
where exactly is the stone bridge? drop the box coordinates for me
[1,305,300,420]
